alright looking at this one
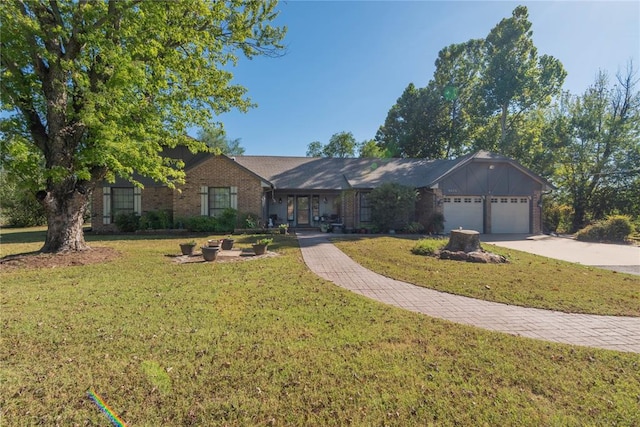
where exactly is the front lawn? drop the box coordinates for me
[1,229,639,425]
[333,236,640,316]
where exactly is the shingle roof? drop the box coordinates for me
[183,149,551,191]
[231,156,466,190]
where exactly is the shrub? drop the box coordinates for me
[139,210,172,230]
[575,215,634,242]
[404,221,425,234]
[368,183,418,232]
[543,202,573,234]
[426,212,445,234]
[184,216,218,232]
[0,173,46,227]
[240,212,260,229]
[411,238,446,256]
[216,208,238,232]
[114,212,140,232]
[604,215,634,240]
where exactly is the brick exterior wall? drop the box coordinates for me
[173,156,264,221]
[532,190,542,234]
[91,185,174,232]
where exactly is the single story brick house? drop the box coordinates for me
[91,149,553,234]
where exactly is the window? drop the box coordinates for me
[520,198,529,203]
[200,186,237,217]
[510,198,518,203]
[453,198,462,203]
[491,198,498,203]
[463,197,471,203]
[209,187,230,217]
[500,198,508,203]
[102,186,141,225]
[360,192,372,222]
[443,197,451,203]
[112,188,134,216]
[474,198,482,203]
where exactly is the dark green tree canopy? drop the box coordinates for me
[0,0,285,252]
[198,126,246,156]
[376,6,566,161]
[305,131,357,158]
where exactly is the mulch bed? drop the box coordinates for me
[0,247,121,271]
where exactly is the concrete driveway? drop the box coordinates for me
[481,234,640,275]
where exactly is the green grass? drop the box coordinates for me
[1,228,639,425]
[333,236,640,316]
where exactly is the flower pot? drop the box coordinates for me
[252,243,268,255]
[220,239,235,250]
[180,243,196,256]
[201,246,219,262]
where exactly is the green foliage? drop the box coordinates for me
[376,6,565,161]
[542,201,573,234]
[306,131,358,158]
[358,139,390,158]
[403,221,425,234]
[138,210,173,230]
[198,126,245,156]
[0,0,285,252]
[368,183,418,232]
[114,212,140,232]
[548,67,640,231]
[241,212,259,229]
[0,171,46,227]
[255,237,273,245]
[411,238,445,255]
[482,6,566,150]
[576,215,635,242]
[184,216,218,233]
[306,141,324,157]
[426,212,445,234]
[216,208,238,233]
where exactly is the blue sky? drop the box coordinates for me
[215,1,640,157]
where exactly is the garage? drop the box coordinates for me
[443,196,484,233]
[490,197,530,233]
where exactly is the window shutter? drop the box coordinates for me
[102,186,111,224]
[200,186,209,216]
[134,187,142,215]
[230,186,238,209]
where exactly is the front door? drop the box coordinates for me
[296,196,310,225]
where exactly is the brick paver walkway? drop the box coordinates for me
[297,232,640,353]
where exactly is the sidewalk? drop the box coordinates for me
[297,232,640,353]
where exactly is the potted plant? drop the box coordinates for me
[220,237,235,250]
[252,237,273,255]
[179,240,197,256]
[201,245,220,262]
[278,223,288,235]
[207,239,221,248]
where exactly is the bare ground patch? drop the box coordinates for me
[0,247,120,271]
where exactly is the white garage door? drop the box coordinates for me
[443,196,484,233]
[491,197,530,233]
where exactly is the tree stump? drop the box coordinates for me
[443,230,481,253]
[437,229,507,264]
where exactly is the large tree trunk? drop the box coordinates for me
[39,181,90,253]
